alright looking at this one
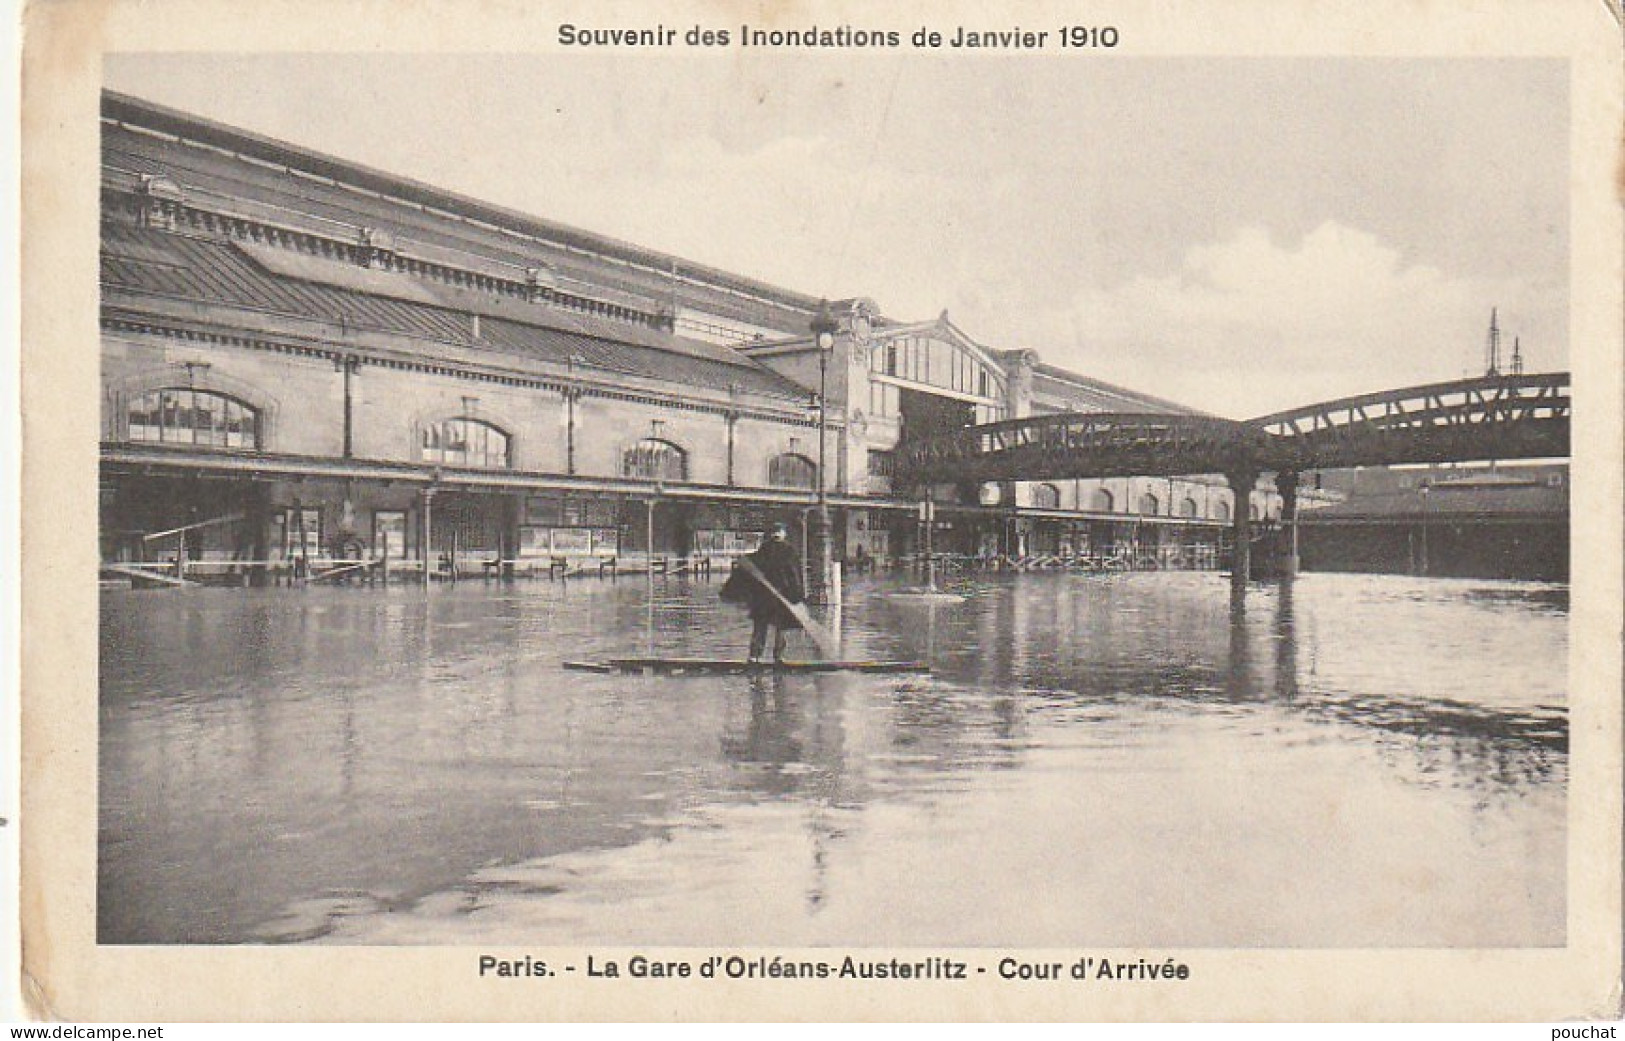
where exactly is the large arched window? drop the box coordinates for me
[1031,483,1061,510]
[1090,488,1115,513]
[1212,499,1232,522]
[623,438,687,481]
[767,453,816,490]
[128,388,260,448]
[1138,492,1160,516]
[422,417,510,468]
[1179,496,1200,518]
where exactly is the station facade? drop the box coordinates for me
[99,91,1280,583]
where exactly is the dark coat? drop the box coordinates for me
[721,538,805,628]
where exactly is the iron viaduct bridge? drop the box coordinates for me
[895,372,1570,594]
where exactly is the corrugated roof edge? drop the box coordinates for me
[1028,359,1212,418]
[102,90,827,315]
[225,236,784,376]
[103,222,810,398]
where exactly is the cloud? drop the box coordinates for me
[1011,222,1566,418]
[551,131,970,299]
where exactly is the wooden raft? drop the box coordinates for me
[564,658,930,676]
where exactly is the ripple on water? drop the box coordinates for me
[102,572,1567,947]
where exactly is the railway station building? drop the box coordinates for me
[99,91,1281,584]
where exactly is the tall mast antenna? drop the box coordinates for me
[1485,308,1502,376]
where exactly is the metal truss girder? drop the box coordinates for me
[896,372,1570,484]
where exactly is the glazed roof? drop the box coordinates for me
[102,91,823,334]
[101,221,814,401]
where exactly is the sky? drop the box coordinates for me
[105,53,1569,419]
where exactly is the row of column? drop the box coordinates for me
[414,473,1300,597]
[1224,467,1301,597]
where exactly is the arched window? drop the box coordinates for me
[767,453,816,490]
[623,438,687,481]
[1212,499,1232,522]
[127,388,260,448]
[1138,492,1160,516]
[1032,483,1061,510]
[1180,496,1200,518]
[1090,488,1115,513]
[1249,502,1260,521]
[422,417,510,468]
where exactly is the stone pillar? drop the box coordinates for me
[1003,347,1038,420]
[1274,470,1300,578]
[420,486,435,589]
[564,386,581,476]
[1226,465,1259,597]
[724,411,737,486]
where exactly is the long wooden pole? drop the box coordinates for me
[142,512,244,542]
[102,563,198,588]
[310,561,372,583]
[737,557,839,658]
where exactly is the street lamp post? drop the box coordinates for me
[1418,482,1431,577]
[809,300,839,605]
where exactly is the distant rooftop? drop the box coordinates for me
[1028,359,1206,417]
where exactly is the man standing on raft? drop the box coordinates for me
[721,522,806,663]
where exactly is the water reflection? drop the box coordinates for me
[100,571,1566,947]
[1273,579,1299,702]
[715,672,854,912]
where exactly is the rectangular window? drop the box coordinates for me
[224,399,251,448]
[373,511,407,560]
[159,390,182,442]
[285,508,322,560]
[128,397,159,442]
[867,450,894,477]
[189,394,217,446]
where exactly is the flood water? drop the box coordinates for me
[99,570,1567,947]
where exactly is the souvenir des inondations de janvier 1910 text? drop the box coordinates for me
[555,23,1120,49]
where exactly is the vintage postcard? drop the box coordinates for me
[16,0,1624,1023]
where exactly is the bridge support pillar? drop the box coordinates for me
[1226,465,1259,597]
[1274,470,1301,579]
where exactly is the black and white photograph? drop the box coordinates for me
[16,0,1624,1024]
